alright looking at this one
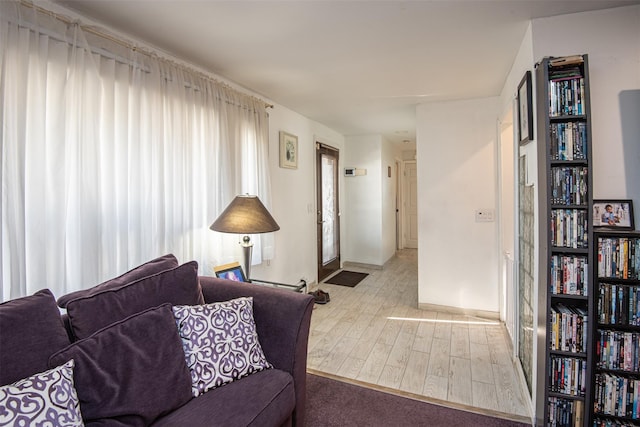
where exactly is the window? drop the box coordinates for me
[0,1,273,300]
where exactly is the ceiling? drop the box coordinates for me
[54,0,639,146]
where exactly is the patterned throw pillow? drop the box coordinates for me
[173,297,273,397]
[0,360,83,427]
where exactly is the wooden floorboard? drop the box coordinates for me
[307,249,532,420]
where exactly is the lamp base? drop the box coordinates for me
[241,236,253,280]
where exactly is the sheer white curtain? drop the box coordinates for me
[0,1,274,301]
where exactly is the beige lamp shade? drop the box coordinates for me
[210,195,280,234]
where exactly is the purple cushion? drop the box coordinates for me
[49,304,193,426]
[150,369,295,427]
[0,289,70,386]
[65,261,203,340]
[57,254,179,308]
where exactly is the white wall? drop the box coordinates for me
[343,135,383,265]
[416,97,500,313]
[498,116,515,321]
[251,105,345,285]
[532,5,640,221]
[341,134,400,267]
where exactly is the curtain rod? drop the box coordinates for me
[19,0,274,109]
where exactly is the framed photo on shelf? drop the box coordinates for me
[214,262,248,282]
[592,199,635,230]
[517,70,533,145]
[279,131,298,169]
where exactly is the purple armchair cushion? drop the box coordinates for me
[58,254,179,308]
[0,360,83,427]
[0,289,71,386]
[172,297,272,397]
[49,304,192,426]
[65,261,203,340]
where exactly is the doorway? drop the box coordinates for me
[316,143,340,281]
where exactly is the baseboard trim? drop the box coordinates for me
[417,302,500,321]
[342,261,383,270]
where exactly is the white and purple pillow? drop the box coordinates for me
[0,360,83,427]
[173,297,273,397]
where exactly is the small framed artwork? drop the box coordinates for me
[593,199,635,230]
[214,262,247,282]
[279,131,298,169]
[517,70,533,145]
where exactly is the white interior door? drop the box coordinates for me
[404,161,418,248]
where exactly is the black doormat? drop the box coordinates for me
[323,270,368,287]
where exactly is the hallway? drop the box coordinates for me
[307,249,531,423]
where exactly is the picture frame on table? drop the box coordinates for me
[517,70,533,145]
[279,131,298,169]
[214,262,248,282]
[592,199,635,230]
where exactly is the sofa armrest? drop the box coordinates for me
[198,276,314,427]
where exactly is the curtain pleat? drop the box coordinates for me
[0,1,273,301]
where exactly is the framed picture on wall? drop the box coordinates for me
[279,131,298,169]
[593,199,635,230]
[518,70,533,145]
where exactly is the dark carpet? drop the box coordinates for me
[305,373,530,427]
[323,270,368,287]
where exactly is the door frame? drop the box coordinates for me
[395,159,402,250]
[315,142,341,281]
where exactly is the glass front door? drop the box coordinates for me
[316,143,340,281]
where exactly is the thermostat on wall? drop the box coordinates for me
[344,167,366,177]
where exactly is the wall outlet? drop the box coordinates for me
[475,209,495,222]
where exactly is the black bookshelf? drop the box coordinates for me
[593,230,640,427]
[536,54,593,427]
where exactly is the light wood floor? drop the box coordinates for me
[307,249,532,423]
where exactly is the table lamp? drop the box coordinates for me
[210,194,280,280]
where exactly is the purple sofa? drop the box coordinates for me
[0,255,314,427]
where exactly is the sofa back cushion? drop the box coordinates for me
[0,289,70,386]
[57,254,179,308]
[49,304,192,426]
[65,261,203,340]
